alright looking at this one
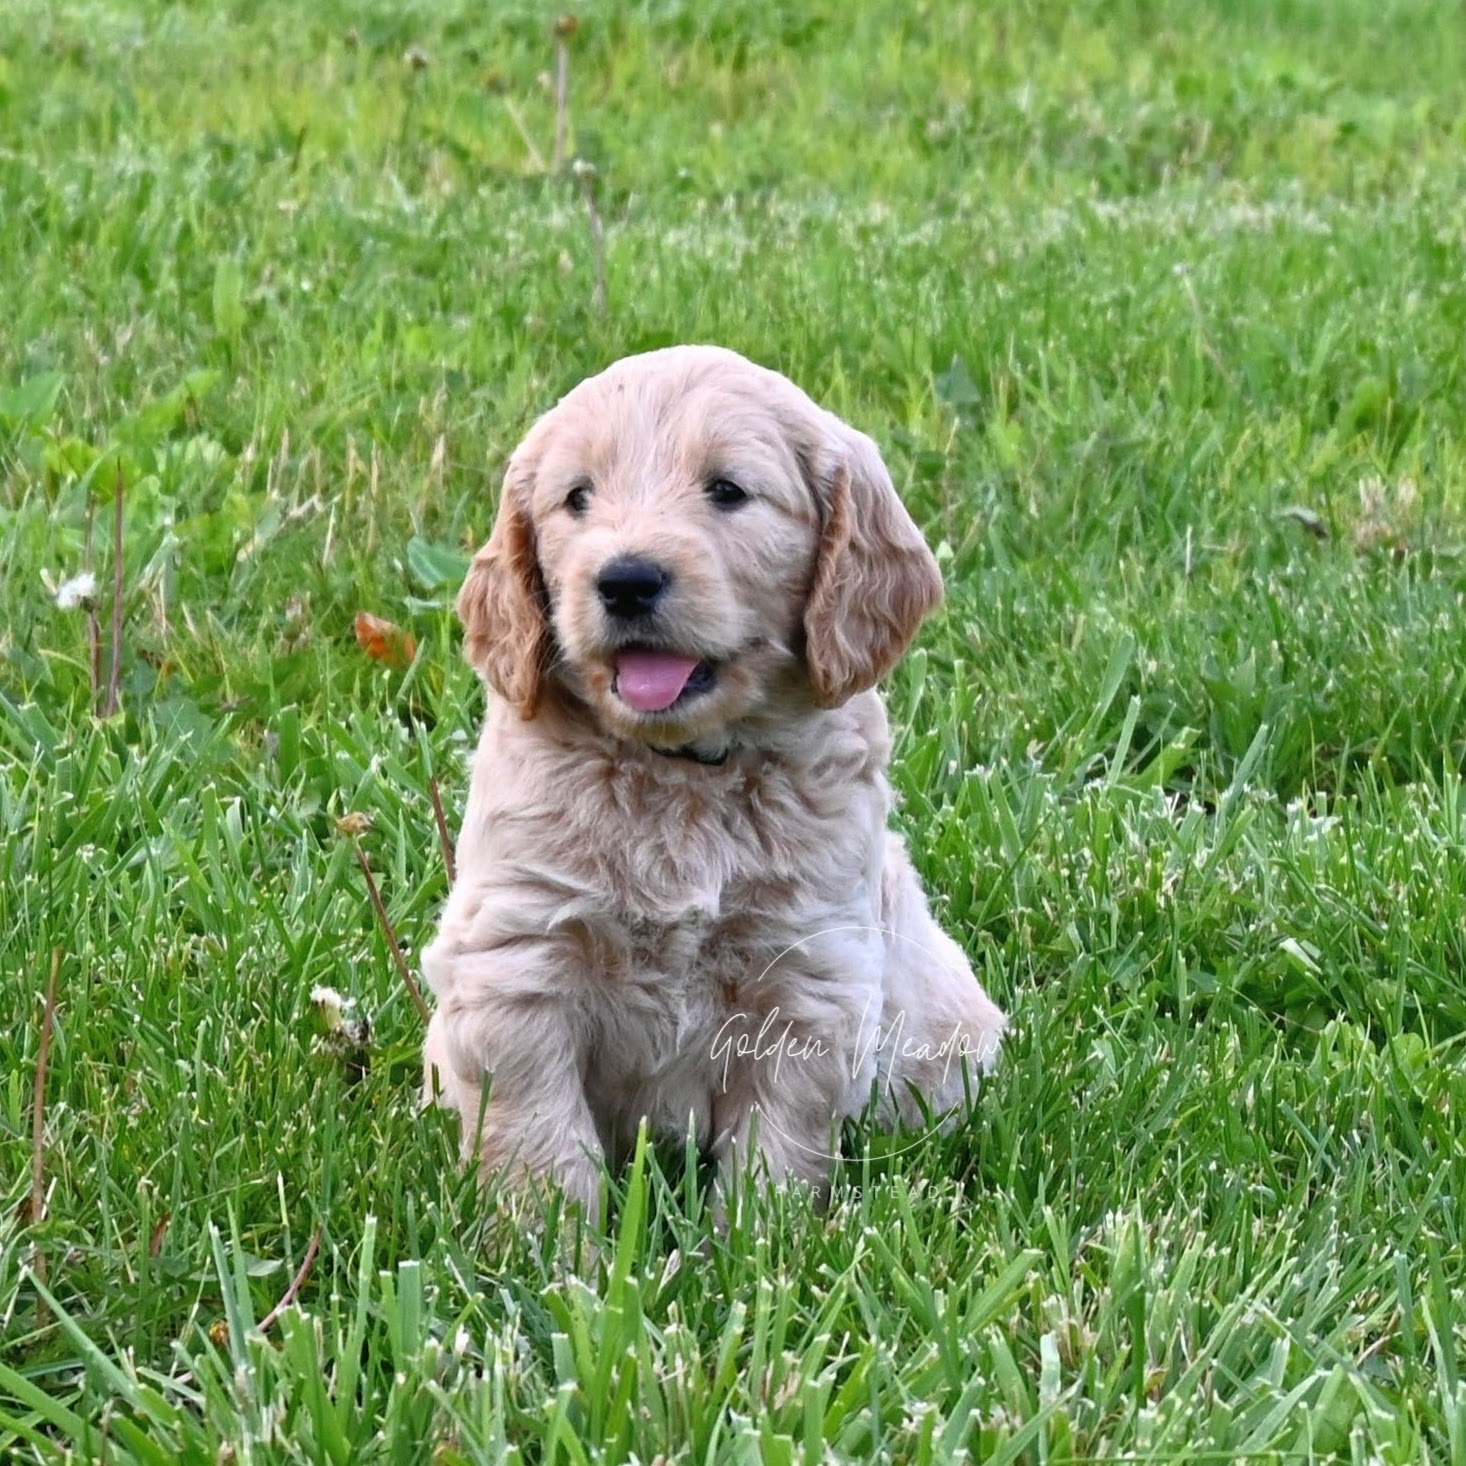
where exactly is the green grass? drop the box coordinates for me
[3,0,1466,1458]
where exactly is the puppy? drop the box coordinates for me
[422,345,1005,1214]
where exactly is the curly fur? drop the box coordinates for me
[422,345,1005,1213]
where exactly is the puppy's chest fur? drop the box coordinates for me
[531,738,884,958]
[460,703,883,1003]
[531,743,886,1136]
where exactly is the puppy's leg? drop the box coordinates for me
[710,932,887,1214]
[714,1052,843,1206]
[422,1008,465,1108]
[875,833,1006,1125]
[425,947,605,1217]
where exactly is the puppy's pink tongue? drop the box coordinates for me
[614,651,701,712]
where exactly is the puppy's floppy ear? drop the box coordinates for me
[803,422,945,708]
[457,453,549,716]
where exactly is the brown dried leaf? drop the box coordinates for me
[354,611,417,668]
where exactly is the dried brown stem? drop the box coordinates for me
[85,497,101,710]
[353,844,431,1024]
[104,468,125,718]
[257,1227,323,1334]
[429,776,457,884]
[29,949,62,1230]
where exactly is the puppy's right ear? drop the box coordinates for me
[457,454,548,716]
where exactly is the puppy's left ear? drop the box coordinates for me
[803,423,945,707]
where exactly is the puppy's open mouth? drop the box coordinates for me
[611,648,718,713]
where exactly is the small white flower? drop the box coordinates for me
[310,985,353,1018]
[49,571,98,611]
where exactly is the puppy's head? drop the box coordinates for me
[459,346,943,747]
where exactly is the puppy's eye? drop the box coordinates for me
[564,484,591,518]
[706,479,748,510]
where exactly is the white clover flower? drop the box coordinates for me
[310,986,354,1024]
[48,571,98,611]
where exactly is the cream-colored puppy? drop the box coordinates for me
[422,345,1005,1213]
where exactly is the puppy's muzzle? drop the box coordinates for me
[597,556,672,620]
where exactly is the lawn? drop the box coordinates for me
[3,0,1465,1459]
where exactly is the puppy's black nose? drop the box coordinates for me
[597,557,670,619]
